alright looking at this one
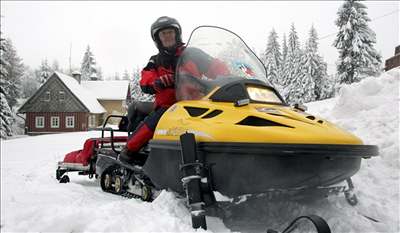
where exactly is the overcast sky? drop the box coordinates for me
[1,1,398,78]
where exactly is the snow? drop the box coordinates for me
[1,69,399,232]
[55,72,106,114]
[81,80,130,100]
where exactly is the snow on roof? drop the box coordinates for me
[81,80,130,100]
[55,72,106,114]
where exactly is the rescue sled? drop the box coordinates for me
[56,115,129,183]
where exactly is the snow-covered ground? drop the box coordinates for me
[1,69,399,232]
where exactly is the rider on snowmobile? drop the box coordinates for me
[119,16,230,164]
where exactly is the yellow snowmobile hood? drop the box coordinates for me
[153,100,363,145]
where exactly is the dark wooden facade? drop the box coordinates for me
[385,45,400,71]
[19,73,104,135]
[25,112,89,134]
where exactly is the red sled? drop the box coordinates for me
[56,115,129,183]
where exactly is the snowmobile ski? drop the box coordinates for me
[267,215,331,233]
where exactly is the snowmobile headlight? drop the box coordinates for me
[247,86,283,104]
[255,107,282,115]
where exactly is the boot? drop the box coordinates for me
[118,147,137,165]
[118,123,154,165]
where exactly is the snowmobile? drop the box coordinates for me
[72,26,379,231]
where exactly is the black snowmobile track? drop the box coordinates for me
[96,153,153,201]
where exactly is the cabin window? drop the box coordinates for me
[35,116,45,128]
[44,91,50,101]
[88,115,96,128]
[59,91,65,101]
[66,116,75,128]
[51,116,60,128]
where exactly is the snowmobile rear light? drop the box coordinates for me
[236,116,293,127]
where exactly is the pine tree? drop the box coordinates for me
[278,33,288,92]
[333,0,382,84]
[122,69,130,80]
[281,33,288,73]
[130,68,154,102]
[20,65,40,99]
[299,25,331,101]
[2,38,24,109]
[0,36,13,138]
[284,23,303,104]
[320,74,336,99]
[263,29,282,87]
[80,45,98,81]
[39,59,52,84]
[114,72,120,81]
[96,66,103,80]
[51,59,60,72]
[0,80,13,138]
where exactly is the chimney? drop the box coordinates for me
[72,71,82,84]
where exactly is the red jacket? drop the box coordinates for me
[140,46,230,108]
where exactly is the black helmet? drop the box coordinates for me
[151,16,182,48]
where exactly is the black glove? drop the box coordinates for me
[154,74,174,92]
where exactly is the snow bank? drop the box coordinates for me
[306,68,399,233]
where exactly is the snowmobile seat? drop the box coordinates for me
[127,101,155,132]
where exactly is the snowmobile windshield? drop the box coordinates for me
[175,26,271,101]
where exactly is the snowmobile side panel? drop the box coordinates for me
[144,140,377,196]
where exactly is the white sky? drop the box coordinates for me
[1,1,399,78]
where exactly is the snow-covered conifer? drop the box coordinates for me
[38,59,52,84]
[130,68,153,102]
[299,25,331,101]
[20,65,40,99]
[320,74,336,99]
[279,34,288,91]
[281,34,288,69]
[114,72,120,81]
[51,60,60,72]
[333,0,382,84]
[263,29,282,87]
[96,66,103,80]
[2,38,23,109]
[80,45,98,81]
[0,81,13,139]
[0,36,13,138]
[284,24,303,104]
[122,69,130,80]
